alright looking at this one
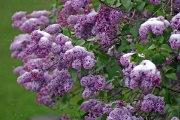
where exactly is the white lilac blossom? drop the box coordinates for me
[120,53,161,90]
[169,33,180,50]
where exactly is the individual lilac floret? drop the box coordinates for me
[170,13,180,29]
[139,16,169,44]
[148,0,161,5]
[44,24,61,34]
[171,117,179,120]
[169,33,180,50]
[141,94,165,114]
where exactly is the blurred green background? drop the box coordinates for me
[0,0,64,120]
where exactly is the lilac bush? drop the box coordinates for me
[10,0,180,119]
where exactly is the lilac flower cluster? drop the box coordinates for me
[139,16,169,44]
[36,69,74,107]
[80,74,106,98]
[170,13,180,29]
[107,108,143,120]
[12,10,51,33]
[80,99,143,120]
[10,21,96,107]
[66,4,123,47]
[64,46,96,70]
[120,53,162,90]
[148,0,161,5]
[69,10,97,39]
[141,94,165,114]
[58,0,91,28]
[169,30,180,50]
[10,34,32,60]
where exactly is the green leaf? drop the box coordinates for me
[121,0,133,11]
[69,68,77,81]
[99,54,110,64]
[145,5,154,14]
[62,28,71,36]
[121,24,131,35]
[96,114,107,120]
[105,66,114,79]
[130,53,144,63]
[163,89,171,104]
[99,91,105,98]
[87,36,100,41]
[59,103,68,110]
[152,54,166,65]
[81,67,89,76]
[117,39,129,52]
[92,1,100,11]
[95,63,104,72]
[162,77,169,87]
[76,40,85,46]
[136,44,145,53]
[148,44,156,50]
[106,0,115,5]
[77,98,84,105]
[161,44,173,53]
[137,2,146,11]
[166,73,178,80]
[90,42,100,50]
[163,66,175,73]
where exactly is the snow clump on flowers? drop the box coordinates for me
[141,94,165,114]
[120,53,161,90]
[139,16,169,44]
[171,117,179,120]
[169,30,180,50]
